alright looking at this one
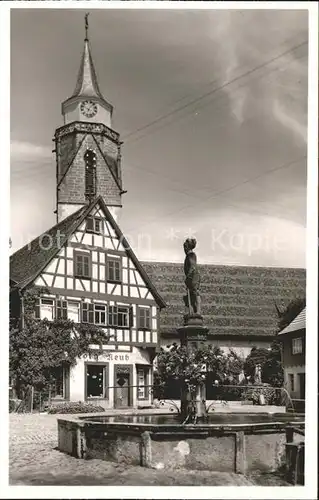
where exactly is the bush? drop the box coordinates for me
[47,401,105,414]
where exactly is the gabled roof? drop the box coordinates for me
[142,262,306,338]
[278,307,306,336]
[10,198,166,309]
[10,206,88,289]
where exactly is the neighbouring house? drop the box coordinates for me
[143,262,306,359]
[277,307,306,401]
[9,21,306,409]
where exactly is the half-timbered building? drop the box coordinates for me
[10,28,165,409]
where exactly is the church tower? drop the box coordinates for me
[54,14,124,223]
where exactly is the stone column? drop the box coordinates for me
[177,315,209,422]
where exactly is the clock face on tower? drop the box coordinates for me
[80,100,98,118]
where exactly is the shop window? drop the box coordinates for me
[86,364,109,399]
[138,307,151,330]
[137,367,149,400]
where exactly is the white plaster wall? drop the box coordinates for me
[69,346,152,408]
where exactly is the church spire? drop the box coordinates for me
[71,13,105,101]
[61,13,113,126]
[85,12,89,42]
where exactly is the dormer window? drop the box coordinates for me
[86,216,102,234]
[84,149,97,200]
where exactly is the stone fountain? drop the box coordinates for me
[57,239,304,474]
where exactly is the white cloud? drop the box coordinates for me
[11,140,51,160]
[272,99,307,144]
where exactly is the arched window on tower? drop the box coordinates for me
[84,149,97,200]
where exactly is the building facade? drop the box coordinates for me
[10,28,165,409]
[10,22,306,409]
[278,308,306,401]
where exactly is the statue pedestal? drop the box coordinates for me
[177,315,209,422]
[177,314,209,347]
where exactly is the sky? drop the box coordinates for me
[10,8,308,267]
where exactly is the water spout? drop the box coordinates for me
[281,387,295,413]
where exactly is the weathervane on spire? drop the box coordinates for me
[85,13,89,41]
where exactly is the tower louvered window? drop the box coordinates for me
[84,149,97,200]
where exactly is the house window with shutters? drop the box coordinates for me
[107,256,121,283]
[82,302,94,324]
[108,305,131,328]
[137,307,151,330]
[56,299,80,322]
[84,149,97,200]
[74,251,91,279]
[56,299,68,320]
[86,216,102,234]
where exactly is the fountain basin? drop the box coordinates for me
[57,410,304,474]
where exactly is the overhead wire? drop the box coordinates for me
[11,42,307,187]
[11,37,307,230]
[125,155,306,234]
[122,40,308,144]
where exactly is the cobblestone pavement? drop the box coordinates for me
[10,414,58,445]
[9,414,287,486]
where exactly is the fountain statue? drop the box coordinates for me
[254,363,262,385]
[178,238,209,422]
[183,238,201,317]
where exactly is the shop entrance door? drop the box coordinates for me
[114,366,131,408]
